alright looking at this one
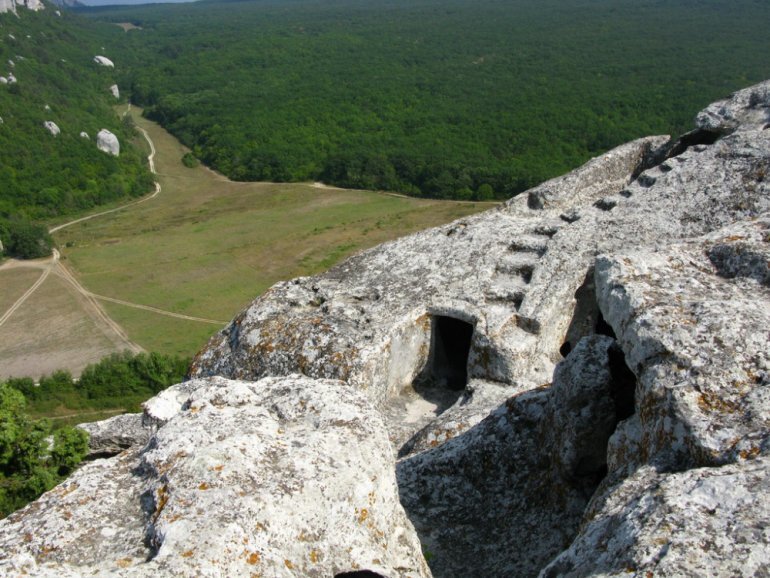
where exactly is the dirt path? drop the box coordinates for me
[0,255,55,329]
[47,408,126,421]
[0,111,168,349]
[89,292,226,325]
[49,111,161,235]
[53,257,144,354]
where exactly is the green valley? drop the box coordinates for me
[88,0,770,199]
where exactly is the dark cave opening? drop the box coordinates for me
[608,343,636,422]
[663,127,721,160]
[420,315,474,391]
[560,269,619,358]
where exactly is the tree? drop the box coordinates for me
[0,220,53,260]
[0,382,88,518]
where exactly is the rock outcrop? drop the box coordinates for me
[0,0,44,14]
[93,55,115,68]
[2,81,769,577]
[1,376,430,578]
[43,120,60,136]
[110,84,120,99]
[77,413,148,459]
[96,128,119,156]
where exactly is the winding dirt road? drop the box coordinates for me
[0,109,225,351]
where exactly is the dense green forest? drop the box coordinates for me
[85,0,770,199]
[0,8,153,221]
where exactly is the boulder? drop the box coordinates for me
[43,121,60,136]
[77,413,149,459]
[110,84,120,99]
[0,376,430,578]
[96,129,119,156]
[540,457,770,577]
[596,216,770,473]
[79,131,89,139]
[93,55,115,68]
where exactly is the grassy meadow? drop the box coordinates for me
[52,108,490,356]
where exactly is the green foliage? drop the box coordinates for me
[181,152,199,168]
[51,427,89,476]
[7,351,190,415]
[0,351,188,516]
[0,383,88,518]
[0,218,53,259]
[0,9,153,220]
[84,0,770,199]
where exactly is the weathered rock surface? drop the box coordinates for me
[0,376,430,578]
[0,0,44,14]
[597,216,770,473]
[540,457,770,577]
[77,413,149,459]
[110,84,120,99]
[396,334,639,577]
[3,81,770,577]
[93,55,115,68]
[43,120,59,136]
[96,128,119,156]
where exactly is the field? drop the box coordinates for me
[0,266,127,381]
[51,108,489,357]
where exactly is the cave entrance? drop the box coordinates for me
[422,315,474,391]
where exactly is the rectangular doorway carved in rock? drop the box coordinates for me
[426,315,474,390]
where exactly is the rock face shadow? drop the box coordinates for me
[380,314,474,451]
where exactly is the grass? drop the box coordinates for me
[51,108,490,357]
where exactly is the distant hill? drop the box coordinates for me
[89,0,770,200]
[0,6,152,220]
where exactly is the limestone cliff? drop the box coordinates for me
[1,81,769,577]
[0,0,44,14]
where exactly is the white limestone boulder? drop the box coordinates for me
[93,55,115,68]
[43,121,60,136]
[596,216,770,472]
[540,458,770,577]
[96,129,119,156]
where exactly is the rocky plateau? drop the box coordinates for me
[1,81,769,577]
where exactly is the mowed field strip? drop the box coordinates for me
[49,108,490,357]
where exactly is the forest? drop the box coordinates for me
[84,0,770,200]
[0,9,153,221]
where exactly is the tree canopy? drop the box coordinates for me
[0,9,153,221]
[84,0,770,200]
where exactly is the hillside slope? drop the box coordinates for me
[0,5,152,220]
